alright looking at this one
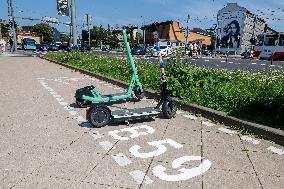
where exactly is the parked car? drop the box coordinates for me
[101,47,109,52]
[202,50,213,56]
[17,43,22,50]
[49,44,59,51]
[59,43,72,52]
[152,45,173,57]
[80,45,91,52]
[39,44,49,51]
[131,46,145,55]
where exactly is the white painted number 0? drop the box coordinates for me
[152,156,212,181]
[129,139,183,158]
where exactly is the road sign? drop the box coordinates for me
[57,0,69,16]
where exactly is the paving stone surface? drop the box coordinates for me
[0,54,283,189]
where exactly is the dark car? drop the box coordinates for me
[49,45,59,51]
[202,50,213,56]
[101,47,109,52]
[40,44,49,51]
[59,43,72,52]
[80,45,91,52]
[131,46,145,55]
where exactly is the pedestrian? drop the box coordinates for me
[193,43,198,58]
[9,38,14,52]
[0,38,6,53]
[189,43,193,57]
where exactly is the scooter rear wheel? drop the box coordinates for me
[162,98,177,119]
[76,98,91,108]
[87,106,111,128]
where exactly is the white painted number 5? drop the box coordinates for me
[152,156,212,181]
[129,139,183,158]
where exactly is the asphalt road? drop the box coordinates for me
[93,50,284,72]
[0,52,283,189]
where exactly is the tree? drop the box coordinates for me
[60,33,70,43]
[33,23,53,44]
[207,31,216,51]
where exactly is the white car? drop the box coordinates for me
[152,45,173,57]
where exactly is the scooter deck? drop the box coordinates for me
[112,107,160,119]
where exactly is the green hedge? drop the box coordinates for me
[45,52,284,130]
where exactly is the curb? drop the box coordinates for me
[42,57,284,146]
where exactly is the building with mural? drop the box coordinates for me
[217,3,277,54]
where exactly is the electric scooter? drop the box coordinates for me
[75,29,144,108]
[86,31,177,128]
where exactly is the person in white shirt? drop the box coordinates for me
[0,39,6,53]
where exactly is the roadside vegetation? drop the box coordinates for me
[44,52,284,130]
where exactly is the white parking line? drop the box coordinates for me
[183,114,198,120]
[261,64,266,66]
[221,61,226,63]
[270,65,275,67]
[111,153,132,167]
[202,121,215,127]
[205,60,210,62]
[218,127,236,135]
[241,136,260,145]
[89,131,104,140]
[129,170,153,185]
[267,146,284,155]
[99,141,115,151]
[251,63,257,65]
[228,62,234,64]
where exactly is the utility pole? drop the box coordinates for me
[214,14,219,56]
[184,14,190,55]
[86,14,91,47]
[71,0,77,48]
[7,0,17,52]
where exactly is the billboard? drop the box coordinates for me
[57,0,69,16]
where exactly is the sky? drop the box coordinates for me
[0,0,283,33]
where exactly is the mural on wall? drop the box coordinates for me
[218,11,244,49]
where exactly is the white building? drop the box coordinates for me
[217,3,274,54]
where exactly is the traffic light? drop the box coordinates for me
[57,0,69,16]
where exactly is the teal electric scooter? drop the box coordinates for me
[75,29,144,108]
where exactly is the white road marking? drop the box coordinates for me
[202,121,215,127]
[152,156,212,182]
[111,153,132,167]
[129,170,153,185]
[99,141,115,151]
[218,127,236,135]
[261,64,266,66]
[53,94,62,98]
[278,66,282,68]
[267,146,284,155]
[205,60,209,62]
[241,136,260,145]
[183,114,198,120]
[50,91,57,95]
[75,115,86,123]
[176,110,185,115]
[221,61,226,63]
[228,62,234,64]
[270,65,275,67]
[251,63,257,65]
[59,101,68,106]
[68,110,78,116]
[89,131,104,140]
[56,97,64,102]
[64,105,74,111]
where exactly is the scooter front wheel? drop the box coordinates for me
[162,99,177,119]
[87,106,111,128]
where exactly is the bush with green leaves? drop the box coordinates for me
[45,52,284,129]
